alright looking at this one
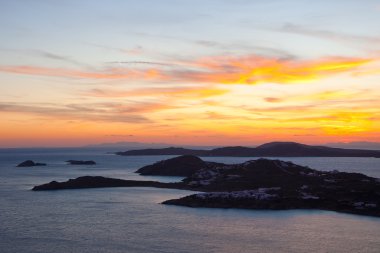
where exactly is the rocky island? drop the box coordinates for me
[32,176,183,191]
[33,155,380,217]
[17,160,47,167]
[66,160,96,165]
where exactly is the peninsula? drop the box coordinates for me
[33,155,380,217]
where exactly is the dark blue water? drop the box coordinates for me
[1,148,380,253]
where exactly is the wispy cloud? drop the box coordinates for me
[0,65,165,80]
[105,61,177,67]
[278,23,380,45]
[190,55,372,84]
[111,102,178,113]
[0,54,373,85]
[205,111,253,121]
[264,90,363,103]
[0,102,156,123]
[0,48,87,67]
[194,40,296,59]
[86,43,144,55]
[85,86,229,99]
[133,31,295,59]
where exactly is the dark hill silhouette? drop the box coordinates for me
[116,141,380,157]
[136,155,223,176]
[16,160,46,167]
[118,147,207,156]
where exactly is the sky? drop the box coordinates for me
[0,0,379,147]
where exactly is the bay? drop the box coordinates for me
[1,148,379,253]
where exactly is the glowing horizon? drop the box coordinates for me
[0,0,379,148]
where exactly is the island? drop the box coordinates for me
[66,160,96,165]
[17,160,47,167]
[32,155,380,217]
[32,176,183,191]
[116,141,380,157]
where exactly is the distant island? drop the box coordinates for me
[17,160,47,167]
[15,160,97,167]
[33,155,380,217]
[66,160,96,165]
[115,142,380,157]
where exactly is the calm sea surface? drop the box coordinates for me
[1,148,380,253]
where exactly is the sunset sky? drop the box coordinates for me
[1,0,380,147]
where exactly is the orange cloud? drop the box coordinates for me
[264,97,283,103]
[86,86,229,99]
[0,65,166,80]
[0,101,177,123]
[0,54,373,85]
[191,55,372,84]
[110,102,178,113]
[264,90,359,104]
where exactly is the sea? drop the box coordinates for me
[1,147,380,253]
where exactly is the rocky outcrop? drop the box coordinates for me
[66,160,96,165]
[135,155,222,177]
[17,160,46,167]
